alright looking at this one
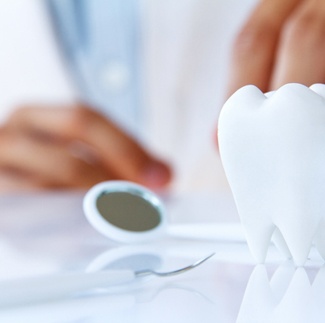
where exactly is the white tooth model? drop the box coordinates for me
[218,83,325,266]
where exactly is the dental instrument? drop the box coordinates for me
[0,253,214,307]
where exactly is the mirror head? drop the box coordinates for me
[83,181,167,243]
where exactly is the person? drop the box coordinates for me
[226,0,325,97]
[0,0,324,192]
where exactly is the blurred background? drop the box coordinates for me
[0,0,257,195]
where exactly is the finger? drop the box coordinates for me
[0,171,46,192]
[226,0,302,98]
[270,0,325,89]
[0,129,114,189]
[7,105,172,189]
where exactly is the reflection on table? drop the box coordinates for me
[0,192,324,323]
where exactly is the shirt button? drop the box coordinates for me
[99,60,131,93]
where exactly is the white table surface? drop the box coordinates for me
[0,191,324,323]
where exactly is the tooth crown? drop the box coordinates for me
[218,83,325,266]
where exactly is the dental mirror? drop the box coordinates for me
[83,181,167,243]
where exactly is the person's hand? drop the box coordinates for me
[226,0,325,97]
[0,104,172,192]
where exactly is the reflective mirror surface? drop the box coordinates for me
[96,191,161,232]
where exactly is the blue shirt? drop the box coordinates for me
[47,0,142,136]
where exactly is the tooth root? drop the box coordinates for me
[242,222,275,263]
[276,221,317,266]
[272,228,292,260]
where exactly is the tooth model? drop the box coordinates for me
[218,83,325,266]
